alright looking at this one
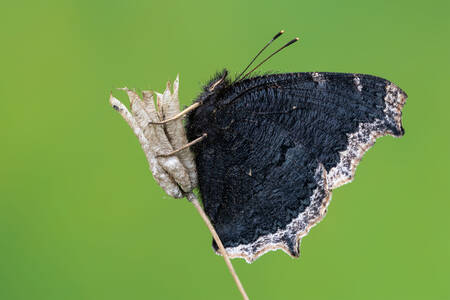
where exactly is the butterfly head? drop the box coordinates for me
[203,69,230,94]
[185,70,233,145]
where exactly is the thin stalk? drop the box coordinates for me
[186,192,249,300]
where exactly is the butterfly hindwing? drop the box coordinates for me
[186,71,406,262]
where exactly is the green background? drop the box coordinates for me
[1,0,449,299]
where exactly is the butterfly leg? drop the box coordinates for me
[157,133,207,157]
[149,102,201,125]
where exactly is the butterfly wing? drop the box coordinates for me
[186,72,407,263]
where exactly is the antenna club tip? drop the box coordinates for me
[280,30,285,33]
[295,37,300,41]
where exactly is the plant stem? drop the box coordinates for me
[186,192,249,300]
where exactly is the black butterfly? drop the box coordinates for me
[185,33,407,263]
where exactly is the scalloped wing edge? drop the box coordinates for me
[327,81,407,190]
[215,164,332,263]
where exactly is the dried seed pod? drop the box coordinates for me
[109,95,183,198]
[126,89,192,193]
[159,76,198,188]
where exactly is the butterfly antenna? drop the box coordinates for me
[240,37,299,81]
[234,30,285,82]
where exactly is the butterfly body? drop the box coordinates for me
[186,70,406,262]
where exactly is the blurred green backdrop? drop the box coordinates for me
[1,0,449,299]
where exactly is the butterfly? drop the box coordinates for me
[184,32,407,263]
[110,31,407,264]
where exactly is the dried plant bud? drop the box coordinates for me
[126,89,192,192]
[160,75,198,188]
[109,95,183,198]
[109,77,198,198]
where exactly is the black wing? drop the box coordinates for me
[186,72,407,263]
